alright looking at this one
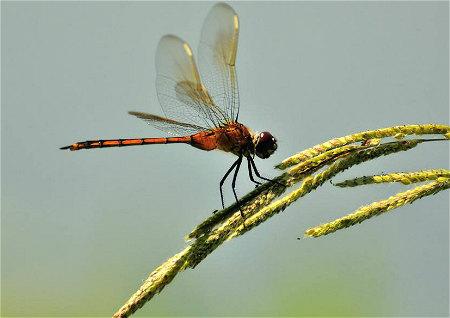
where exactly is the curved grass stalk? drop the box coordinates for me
[276,124,450,169]
[187,143,367,239]
[113,124,449,318]
[187,141,411,240]
[334,169,450,187]
[227,140,426,240]
[305,177,450,238]
[113,247,191,318]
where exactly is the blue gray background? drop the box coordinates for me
[2,1,449,316]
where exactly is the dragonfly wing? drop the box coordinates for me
[155,35,228,129]
[128,111,207,136]
[198,3,240,122]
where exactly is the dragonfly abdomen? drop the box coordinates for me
[60,136,192,151]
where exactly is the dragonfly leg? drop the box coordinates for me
[249,156,284,187]
[231,155,244,217]
[246,157,262,187]
[219,157,241,209]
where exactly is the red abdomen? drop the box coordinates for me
[61,122,254,156]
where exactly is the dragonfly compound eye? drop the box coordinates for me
[255,131,277,159]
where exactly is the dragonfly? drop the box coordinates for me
[61,2,278,210]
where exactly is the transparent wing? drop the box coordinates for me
[155,35,228,130]
[198,2,240,122]
[128,111,207,136]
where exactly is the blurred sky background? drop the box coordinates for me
[2,1,449,316]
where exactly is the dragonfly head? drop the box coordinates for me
[254,131,277,159]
